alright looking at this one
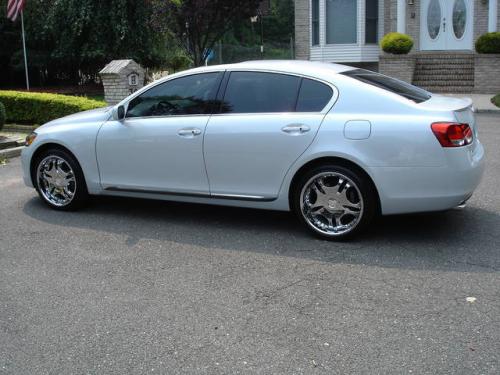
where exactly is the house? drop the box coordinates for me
[295,0,500,93]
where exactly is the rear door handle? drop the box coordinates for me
[178,128,202,138]
[281,124,310,135]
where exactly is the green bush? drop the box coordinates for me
[0,102,5,131]
[380,32,414,54]
[475,32,500,53]
[0,91,107,125]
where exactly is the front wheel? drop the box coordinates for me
[33,149,88,210]
[292,165,377,240]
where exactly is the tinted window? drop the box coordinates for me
[312,0,320,45]
[296,79,333,112]
[221,72,300,113]
[341,69,431,103]
[126,72,220,117]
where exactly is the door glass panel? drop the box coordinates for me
[326,0,357,44]
[126,72,220,118]
[221,72,300,113]
[427,0,442,40]
[296,79,333,112]
[452,0,467,39]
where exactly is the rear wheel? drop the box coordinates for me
[292,164,376,240]
[33,149,88,210]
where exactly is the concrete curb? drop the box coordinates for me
[0,146,24,159]
[476,109,500,113]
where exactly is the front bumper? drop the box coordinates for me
[21,146,35,188]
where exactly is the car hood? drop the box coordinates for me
[38,106,113,130]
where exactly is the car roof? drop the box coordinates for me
[183,60,356,81]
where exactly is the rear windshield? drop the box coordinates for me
[341,69,431,103]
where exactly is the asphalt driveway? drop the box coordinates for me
[1,114,499,374]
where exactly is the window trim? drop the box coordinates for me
[213,69,338,116]
[121,71,224,120]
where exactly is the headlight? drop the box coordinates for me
[25,132,37,147]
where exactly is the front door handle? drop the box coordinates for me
[178,128,202,138]
[281,124,310,135]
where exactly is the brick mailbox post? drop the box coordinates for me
[99,59,145,105]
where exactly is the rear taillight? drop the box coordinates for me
[431,122,473,147]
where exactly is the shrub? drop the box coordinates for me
[0,91,107,125]
[380,32,414,54]
[0,102,5,131]
[492,94,500,108]
[475,32,500,53]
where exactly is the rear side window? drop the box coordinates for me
[341,69,431,103]
[296,78,333,112]
[221,72,300,113]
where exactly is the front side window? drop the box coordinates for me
[341,69,431,103]
[312,0,320,46]
[296,79,333,112]
[126,72,221,118]
[221,72,301,114]
[326,0,358,44]
[365,0,378,44]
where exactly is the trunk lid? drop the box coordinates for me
[419,94,478,145]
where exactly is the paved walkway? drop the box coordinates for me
[442,93,499,112]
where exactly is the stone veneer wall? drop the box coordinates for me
[294,0,310,60]
[378,54,415,83]
[474,54,500,93]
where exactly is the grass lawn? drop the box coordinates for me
[492,94,500,108]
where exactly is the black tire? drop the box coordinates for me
[291,164,377,240]
[32,148,89,211]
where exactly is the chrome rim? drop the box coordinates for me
[300,172,363,236]
[36,155,76,207]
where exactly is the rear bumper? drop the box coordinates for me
[372,140,485,215]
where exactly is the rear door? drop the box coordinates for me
[203,71,335,200]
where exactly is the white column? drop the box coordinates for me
[489,0,498,32]
[397,0,406,33]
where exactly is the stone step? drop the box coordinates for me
[415,85,474,93]
[413,73,474,79]
[413,78,474,84]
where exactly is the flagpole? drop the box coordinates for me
[20,10,30,91]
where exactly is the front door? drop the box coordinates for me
[96,72,222,195]
[420,0,473,51]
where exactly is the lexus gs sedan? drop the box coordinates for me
[21,60,485,239]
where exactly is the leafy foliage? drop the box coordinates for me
[475,32,500,54]
[380,33,414,55]
[491,94,500,108]
[151,0,262,66]
[0,0,168,86]
[0,90,106,125]
[0,101,5,130]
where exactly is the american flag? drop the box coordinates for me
[7,0,26,22]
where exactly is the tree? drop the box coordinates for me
[0,0,169,86]
[152,0,262,66]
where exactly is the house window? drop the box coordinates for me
[312,0,320,46]
[326,0,358,44]
[365,0,379,44]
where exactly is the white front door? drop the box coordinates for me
[420,0,474,51]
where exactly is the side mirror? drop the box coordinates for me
[117,105,125,121]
